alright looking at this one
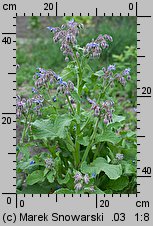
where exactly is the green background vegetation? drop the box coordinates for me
[17,16,136,88]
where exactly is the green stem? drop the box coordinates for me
[93,142,104,160]
[80,115,91,133]
[74,55,82,168]
[66,95,75,115]
[81,117,99,163]
[66,133,77,167]
[20,116,28,144]
[97,81,112,104]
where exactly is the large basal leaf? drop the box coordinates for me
[54,188,74,194]
[17,182,52,194]
[31,115,72,140]
[81,157,122,180]
[84,186,105,194]
[26,170,44,185]
[106,176,129,191]
[95,129,121,145]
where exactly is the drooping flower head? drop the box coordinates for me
[84,34,113,58]
[84,174,90,184]
[47,19,83,61]
[74,172,83,183]
[74,182,83,191]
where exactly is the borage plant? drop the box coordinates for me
[17,18,136,194]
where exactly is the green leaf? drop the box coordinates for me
[17,161,40,174]
[71,89,81,103]
[108,115,125,129]
[47,170,55,183]
[57,171,70,185]
[41,105,57,117]
[94,70,105,77]
[81,157,122,180]
[61,62,78,80]
[32,119,54,140]
[78,135,90,146]
[17,181,52,194]
[26,170,44,185]
[54,188,74,194]
[84,186,105,194]
[17,143,35,160]
[111,115,125,123]
[54,115,72,138]
[126,131,136,138]
[31,114,72,140]
[54,155,62,174]
[106,176,129,191]
[122,162,136,175]
[44,168,50,176]
[95,130,121,145]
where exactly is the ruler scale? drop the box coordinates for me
[0,0,153,225]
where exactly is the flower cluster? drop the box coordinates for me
[102,66,131,86]
[45,158,54,169]
[34,68,58,88]
[87,97,101,117]
[16,94,44,118]
[102,100,114,125]
[84,34,113,58]
[47,18,83,61]
[87,98,114,124]
[34,68,74,96]
[57,80,74,95]
[16,95,26,118]
[116,153,124,160]
[74,172,95,192]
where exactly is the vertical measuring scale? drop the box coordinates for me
[0,0,152,225]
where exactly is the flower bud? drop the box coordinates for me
[103,118,109,125]
[65,56,69,62]
[74,183,83,191]
[76,52,80,58]
[127,75,131,80]
[84,174,90,184]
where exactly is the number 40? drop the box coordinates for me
[142,167,151,175]
[2,37,12,44]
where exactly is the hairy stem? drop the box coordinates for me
[66,94,75,115]
[20,116,28,144]
[80,115,91,133]
[74,55,82,167]
[81,117,99,163]
[98,80,112,103]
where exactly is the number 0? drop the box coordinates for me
[129,3,134,10]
